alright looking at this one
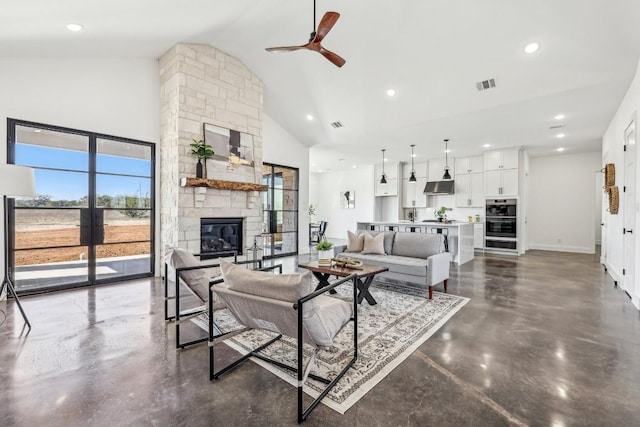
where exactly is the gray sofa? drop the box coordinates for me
[335,231,450,299]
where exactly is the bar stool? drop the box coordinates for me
[429,227,449,252]
[385,225,399,231]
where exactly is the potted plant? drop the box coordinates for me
[315,238,334,260]
[434,206,448,222]
[190,138,215,179]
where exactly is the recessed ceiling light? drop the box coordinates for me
[386,89,396,97]
[352,165,357,169]
[524,42,540,54]
[483,144,491,148]
[556,133,566,139]
[311,163,316,167]
[554,114,565,120]
[306,114,314,121]
[556,147,565,152]
[67,23,84,32]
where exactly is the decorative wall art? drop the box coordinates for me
[341,190,355,209]
[203,123,255,167]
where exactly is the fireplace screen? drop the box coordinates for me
[200,217,243,259]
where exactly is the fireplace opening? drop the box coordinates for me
[200,217,243,259]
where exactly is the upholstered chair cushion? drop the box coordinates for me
[345,230,365,253]
[168,248,212,301]
[219,259,316,308]
[218,259,351,347]
[362,232,386,255]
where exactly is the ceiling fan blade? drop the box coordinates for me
[319,47,346,67]
[312,12,340,43]
[265,44,309,52]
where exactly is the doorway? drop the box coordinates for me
[261,163,299,258]
[623,118,636,303]
[7,119,155,295]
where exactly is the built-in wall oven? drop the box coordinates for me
[485,199,517,251]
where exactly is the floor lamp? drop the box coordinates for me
[0,164,36,329]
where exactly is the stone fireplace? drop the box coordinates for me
[159,43,264,258]
[200,217,243,259]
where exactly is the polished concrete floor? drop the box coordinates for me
[1,250,639,426]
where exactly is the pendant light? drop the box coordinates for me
[442,139,452,180]
[409,144,417,183]
[380,149,387,184]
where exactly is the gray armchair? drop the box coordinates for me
[208,259,358,423]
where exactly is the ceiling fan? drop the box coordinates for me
[265,0,346,68]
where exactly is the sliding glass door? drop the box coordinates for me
[8,119,154,294]
[262,163,298,258]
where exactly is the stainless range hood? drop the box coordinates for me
[423,180,455,195]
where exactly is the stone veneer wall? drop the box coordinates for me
[159,44,264,257]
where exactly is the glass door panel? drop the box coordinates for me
[94,138,153,282]
[262,163,298,258]
[9,120,154,294]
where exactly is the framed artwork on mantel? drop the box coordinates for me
[203,123,255,167]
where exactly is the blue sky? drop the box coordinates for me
[16,144,151,201]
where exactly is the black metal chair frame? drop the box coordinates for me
[208,273,358,423]
[164,250,267,349]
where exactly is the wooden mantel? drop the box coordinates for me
[180,177,268,192]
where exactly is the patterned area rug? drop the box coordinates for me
[204,280,469,414]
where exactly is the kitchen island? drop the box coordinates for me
[357,221,475,265]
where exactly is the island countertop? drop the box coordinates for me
[361,221,475,227]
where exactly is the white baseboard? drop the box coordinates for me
[528,243,595,254]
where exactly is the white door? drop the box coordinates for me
[623,120,636,301]
[470,172,485,206]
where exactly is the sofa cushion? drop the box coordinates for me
[391,232,445,259]
[359,230,395,254]
[219,259,316,310]
[345,230,364,252]
[362,232,385,255]
[339,252,429,276]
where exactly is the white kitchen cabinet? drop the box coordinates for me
[455,172,484,207]
[474,223,484,249]
[401,161,427,207]
[374,162,399,196]
[402,177,428,207]
[428,158,453,181]
[454,156,484,174]
[485,169,519,197]
[484,148,519,171]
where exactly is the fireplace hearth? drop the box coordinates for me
[200,217,243,259]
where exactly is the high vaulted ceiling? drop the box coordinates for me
[2,1,640,171]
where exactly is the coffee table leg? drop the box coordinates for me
[312,272,337,294]
[355,275,377,305]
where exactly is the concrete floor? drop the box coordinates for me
[1,250,639,426]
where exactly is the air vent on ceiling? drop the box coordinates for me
[476,78,496,92]
[549,124,563,130]
[330,121,343,128]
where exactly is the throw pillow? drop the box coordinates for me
[219,259,316,307]
[362,232,386,255]
[345,230,364,252]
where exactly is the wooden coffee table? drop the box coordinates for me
[298,261,389,305]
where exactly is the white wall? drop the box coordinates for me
[528,152,602,254]
[262,114,310,253]
[602,58,640,309]
[0,57,160,277]
[311,167,375,240]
